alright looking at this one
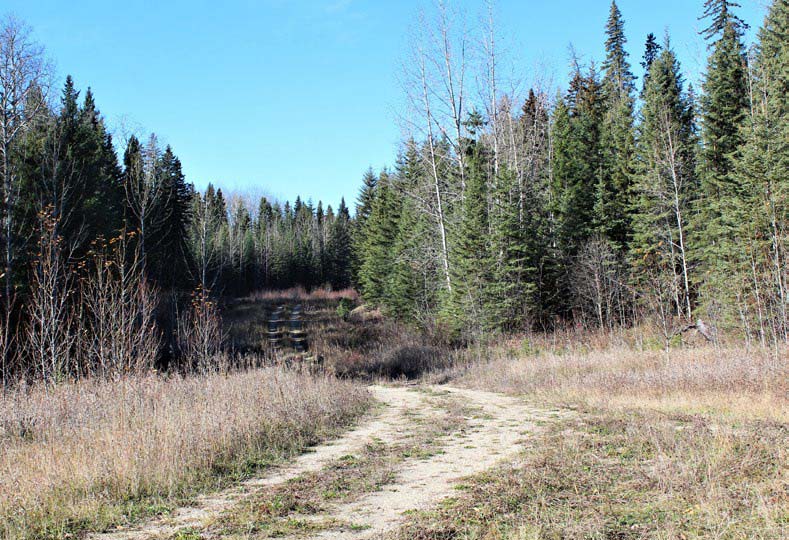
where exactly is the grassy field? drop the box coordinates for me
[395,338,788,539]
[0,366,369,540]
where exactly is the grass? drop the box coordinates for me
[393,409,787,539]
[456,342,787,422]
[394,335,788,538]
[0,367,370,540]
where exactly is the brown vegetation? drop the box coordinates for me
[456,337,787,422]
[0,366,369,539]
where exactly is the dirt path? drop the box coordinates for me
[92,385,566,539]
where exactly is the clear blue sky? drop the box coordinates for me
[4,1,767,210]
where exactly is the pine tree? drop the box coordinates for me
[358,172,400,304]
[696,2,750,321]
[630,39,698,323]
[597,1,636,250]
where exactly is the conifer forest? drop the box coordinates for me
[0,1,786,539]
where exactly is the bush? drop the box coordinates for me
[375,346,449,379]
[336,297,354,320]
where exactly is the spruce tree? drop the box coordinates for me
[551,66,604,258]
[733,0,789,340]
[358,172,400,304]
[630,39,698,322]
[640,33,663,96]
[351,167,378,285]
[696,2,750,320]
[597,1,636,250]
[383,141,436,322]
[151,146,192,289]
[326,197,352,289]
[487,167,532,330]
[448,138,492,333]
[700,0,749,42]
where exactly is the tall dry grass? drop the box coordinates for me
[0,367,369,539]
[458,341,788,421]
[243,286,358,303]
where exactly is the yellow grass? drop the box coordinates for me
[460,343,788,422]
[0,367,369,539]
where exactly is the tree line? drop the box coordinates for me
[0,16,352,383]
[353,0,788,347]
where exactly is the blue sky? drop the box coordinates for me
[4,1,767,210]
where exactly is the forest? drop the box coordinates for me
[0,0,786,386]
[355,0,788,348]
[0,35,353,382]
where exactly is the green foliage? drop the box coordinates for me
[551,67,605,257]
[630,40,698,320]
[357,170,400,304]
[695,4,750,320]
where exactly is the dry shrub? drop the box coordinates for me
[372,346,449,379]
[79,231,160,378]
[0,367,369,539]
[177,285,225,373]
[306,304,454,380]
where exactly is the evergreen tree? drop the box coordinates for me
[325,197,352,289]
[383,141,437,322]
[640,33,663,96]
[733,0,789,340]
[351,167,378,285]
[700,0,749,42]
[151,145,192,289]
[696,2,750,318]
[551,66,604,258]
[487,167,532,330]
[358,171,400,304]
[597,1,636,250]
[630,39,698,322]
[448,138,492,332]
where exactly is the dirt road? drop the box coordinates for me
[93,384,566,539]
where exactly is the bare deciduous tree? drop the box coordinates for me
[26,207,77,382]
[79,230,160,377]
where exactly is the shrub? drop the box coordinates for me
[336,297,354,320]
[375,345,449,379]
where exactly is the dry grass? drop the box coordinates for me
[393,409,787,539]
[0,367,369,539]
[243,286,359,303]
[393,333,788,538]
[456,342,787,422]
